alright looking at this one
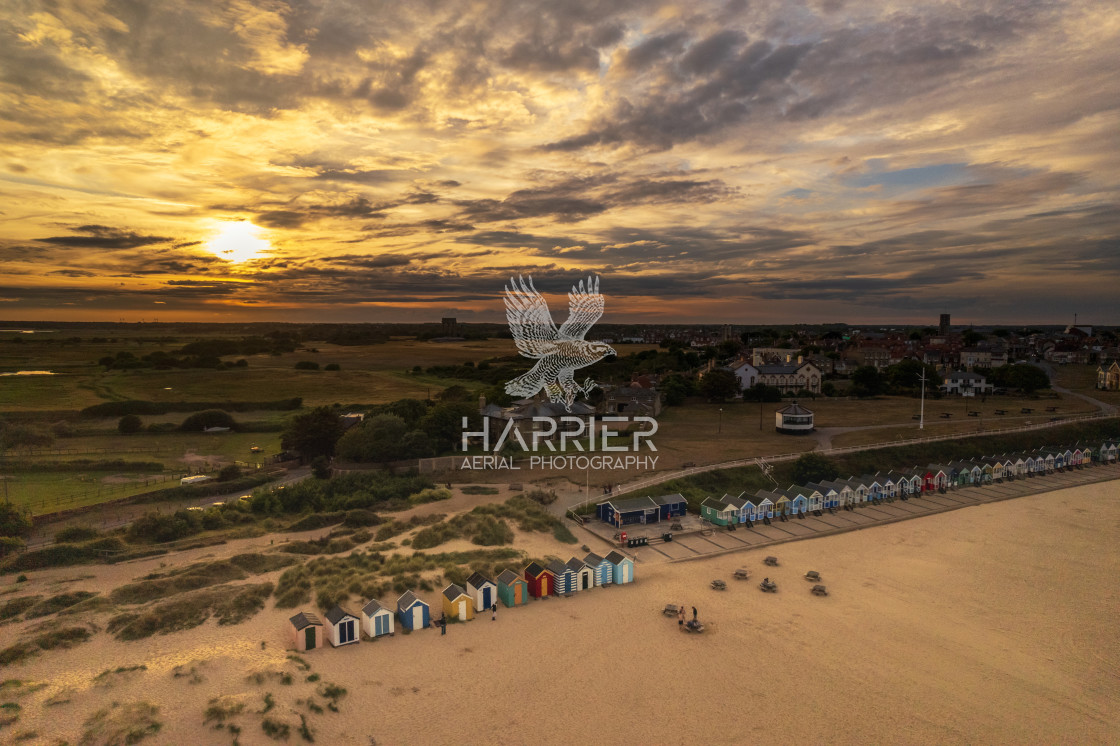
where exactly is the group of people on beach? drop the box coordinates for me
[677,605,698,627]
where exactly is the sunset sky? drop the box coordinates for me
[1,0,1118,325]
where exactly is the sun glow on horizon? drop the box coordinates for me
[204,221,271,263]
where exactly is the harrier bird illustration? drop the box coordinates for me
[504,274,616,411]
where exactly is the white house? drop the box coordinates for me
[942,371,993,396]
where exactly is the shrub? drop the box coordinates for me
[117,414,142,434]
[295,361,320,371]
[179,410,238,432]
[324,363,341,371]
[218,465,243,482]
[80,702,161,746]
[54,526,100,543]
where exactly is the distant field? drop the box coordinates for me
[2,471,181,516]
[15,431,283,467]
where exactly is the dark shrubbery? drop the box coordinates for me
[180,410,239,432]
[79,398,302,418]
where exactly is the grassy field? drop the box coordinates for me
[2,472,184,516]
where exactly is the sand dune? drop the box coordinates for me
[7,480,1120,745]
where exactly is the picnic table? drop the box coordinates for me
[968,411,979,417]
[1021,407,1033,414]
[994,409,1007,415]
[940,412,952,419]
[1045,406,1058,412]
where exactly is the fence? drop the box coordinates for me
[563,411,1117,515]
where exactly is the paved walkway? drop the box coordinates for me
[574,464,1120,565]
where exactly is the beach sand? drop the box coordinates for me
[7,480,1119,745]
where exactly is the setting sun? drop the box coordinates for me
[204,221,271,263]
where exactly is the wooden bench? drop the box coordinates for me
[940,412,952,419]
[968,411,979,417]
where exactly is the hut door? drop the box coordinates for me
[482,587,491,610]
[582,572,589,590]
[412,606,423,630]
[458,601,467,621]
[542,576,549,595]
[515,584,523,604]
[622,563,630,583]
[305,627,316,650]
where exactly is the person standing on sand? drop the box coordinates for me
[440,613,446,635]
[692,606,697,622]
[491,603,497,621]
[678,605,684,627]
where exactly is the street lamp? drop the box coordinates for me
[718,408,723,433]
[918,371,927,430]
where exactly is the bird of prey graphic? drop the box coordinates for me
[503,274,616,411]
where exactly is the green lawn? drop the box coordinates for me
[2,471,182,516]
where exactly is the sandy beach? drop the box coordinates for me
[6,479,1119,745]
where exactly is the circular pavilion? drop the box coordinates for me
[775,401,815,434]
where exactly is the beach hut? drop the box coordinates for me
[807,482,838,509]
[596,496,660,526]
[605,550,635,585]
[524,562,554,598]
[824,480,855,506]
[1101,442,1117,463]
[783,487,809,515]
[904,472,924,495]
[567,557,595,592]
[466,571,497,613]
[397,590,430,631]
[700,496,733,525]
[1081,447,1093,465]
[861,477,883,501]
[876,475,898,499]
[442,583,475,622]
[739,497,759,522]
[754,490,779,518]
[925,466,950,491]
[773,493,792,517]
[845,477,869,503]
[361,599,395,639]
[583,553,613,587]
[325,605,360,647]
[653,493,688,520]
[497,569,530,607]
[1041,452,1056,472]
[722,493,749,523]
[288,611,324,652]
[547,558,576,595]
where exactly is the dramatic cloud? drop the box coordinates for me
[0,0,1117,323]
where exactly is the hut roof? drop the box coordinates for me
[325,605,357,625]
[442,583,468,601]
[565,557,587,573]
[361,599,387,616]
[524,561,546,577]
[652,492,686,505]
[545,558,569,576]
[604,550,629,565]
[496,569,522,585]
[397,590,424,610]
[466,571,494,588]
[584,552,605,566]
[700,496,729,511]
[289,611,322,630]
[602,496,658,513]
[777,401,813,415]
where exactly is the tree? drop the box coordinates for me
[962,328,985,346]
[421,401,480,453]
[699,369,739,402]
[742,383,782,402]
[850,366,883,397]
[118,414,142,434]
[335,414,409,462]
[884,359,940,394]
[310,456,332,479]
[0,503,32,538]
[179,410,238,432]
[218,464,242,481]
[661,374,694,406]
[281,406,345,461]
[792,453,839,485]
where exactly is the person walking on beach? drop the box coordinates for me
[491,603,497,621]
[440,613,446,636]
[692,606,698,622]
[677,605,684,628]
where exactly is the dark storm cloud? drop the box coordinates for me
[39,225,172,249]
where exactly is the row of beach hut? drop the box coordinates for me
[287,551,636,652]
[697,441,1118,525]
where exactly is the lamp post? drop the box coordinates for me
[918,371,926,430]
[718,408,723,434]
